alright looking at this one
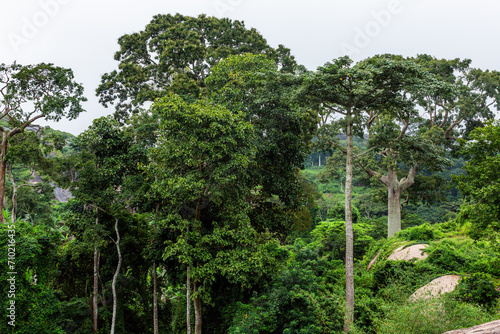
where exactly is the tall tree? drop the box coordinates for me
[205,53,316,237]
[300,56,426,331]
[356,55,500,236]
[347,55,452,237]
[0,62,86,222]
[148,93,282,334]
[97,13,293,121]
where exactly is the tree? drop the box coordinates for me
[357,54,500,237]
[205,53,316,237]
[453,121,500,239]
[69,117,136,332]
[97,13,293,120]
[0,62,86,222]
[356,66,450,235]
[414,55,500,142]
[148,93,282,334]
[300,55,427,332]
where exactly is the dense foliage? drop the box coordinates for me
[1,12,500,334]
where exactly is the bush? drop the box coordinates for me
[427,245,466,272]
[310,220,374,260]
[377,296,498,334]
[373,261,415,293]
[398,223,435,241]
[454,273,500,311]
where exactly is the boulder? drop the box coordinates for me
[410,275,461,301]
[387,244,429,261]
[442,320,500,334]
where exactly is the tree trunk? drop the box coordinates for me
[0,132,8,223]
[93,246,99,332]
[387,168,402,238]
[193,279,202,334]
[7,167,17,225]
[187,266,191,334]
[153,205,159,334]
[360,164,417,238]
[110,218,122,334]
[344,120,354,333]
[93,216,100,333]
[152,264,159,334]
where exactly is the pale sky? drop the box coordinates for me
[1,0,499,135]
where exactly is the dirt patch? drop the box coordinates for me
[387,244,429,261]
[410,275,461,301]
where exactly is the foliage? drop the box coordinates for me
[377,296,498,334]
[0,220,92,333]
[227,240,345,334]
[327,202,360,223]
[206,53,317,222]
[311,220,374,260]
[5,48,500,333]
[454,273,500,311]
[397,223,436,241]
[97,14,293,120]
[453,121,500,239]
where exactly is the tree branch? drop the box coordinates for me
[396,119,409,141]
[400,164,418,192]
[8,114,45,138]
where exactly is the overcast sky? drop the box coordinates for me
[1,0,499,135]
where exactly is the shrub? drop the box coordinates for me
[377,296,498,334]
[454,273,500,311]
[427,245,466,272]
[398,223,435,241]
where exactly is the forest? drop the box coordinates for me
[1,13,500,334]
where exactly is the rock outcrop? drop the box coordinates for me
[29,171,73,202]
[53,186,73,202]
[442,320,500,334]
[388,244,429,261]
[410,275,461,301]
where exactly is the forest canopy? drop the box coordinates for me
[1,12,500,334]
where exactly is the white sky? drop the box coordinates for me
[1,0,499,135]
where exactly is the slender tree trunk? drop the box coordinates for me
[93,216,99,333]
[152,264,159,334]
[387,168,402,238]
[344,119,354,333]
[193,279,202,334]
[7,167,17,225]
[187,266,191,334]
[0,132,8,223]
[93,247,99,332]
[110,218,122,334]
[153,204,159,334]
[101,281,107,307]
[193,196,202,334]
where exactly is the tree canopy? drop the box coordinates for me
[97,13,294,120]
